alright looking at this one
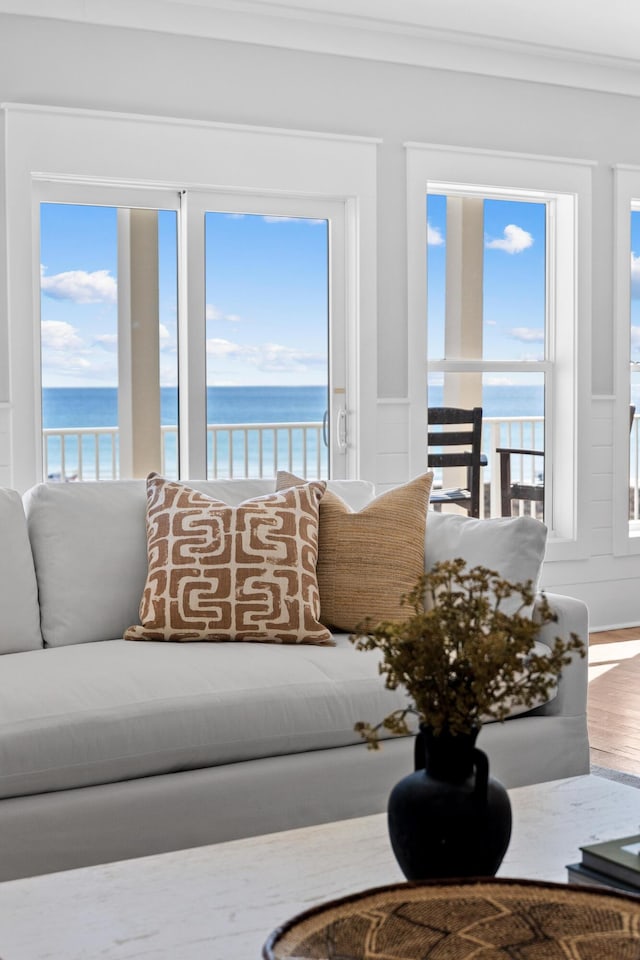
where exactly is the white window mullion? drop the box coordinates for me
[179,190,208,479]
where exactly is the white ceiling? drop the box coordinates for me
[2,0,640,95]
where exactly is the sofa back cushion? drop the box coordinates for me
[23,477,376,647]
[0,487,42,654]
[425,512,547,617]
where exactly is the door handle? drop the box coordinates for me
[322,410,329,448]
[336,408,348,452]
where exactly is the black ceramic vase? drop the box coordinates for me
[387,724,512,881]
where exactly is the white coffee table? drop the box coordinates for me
[0,774,638,960]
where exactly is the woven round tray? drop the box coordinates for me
[263,877,640,959]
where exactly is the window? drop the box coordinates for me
[36,187,345,484]
[426,190,547,520]
[407,144,592,560]
[2,105,377,491]
[614,166,640,554]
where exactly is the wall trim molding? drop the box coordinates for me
[405,141,597,168]
[3,2,640,98]
[1,102,382,146]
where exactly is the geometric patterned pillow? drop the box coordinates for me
[276,470,434,632]
[124,473,332,645]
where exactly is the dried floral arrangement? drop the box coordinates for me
[351,558,585,745]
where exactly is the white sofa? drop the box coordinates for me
[0,478,589,881]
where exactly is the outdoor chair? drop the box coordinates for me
[498,404,636,518]
[496,447,545,518]
[427,406,484,518]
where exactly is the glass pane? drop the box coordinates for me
[630,208,640,522]
[484,199,546,361]
[428,371,545,519]
[40,203,178,481]
[204,212,329,479]
[426,193,446,360]
[426,194,546,362]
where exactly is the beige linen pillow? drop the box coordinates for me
[125,473,332,645]
[276,471,434,632]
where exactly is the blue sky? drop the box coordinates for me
[40,203,328,388]
[39,198,640,389]
[426,194,547,366]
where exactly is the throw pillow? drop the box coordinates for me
[125,473,332,645]
[276,470,434,632]
[424,512,548,617]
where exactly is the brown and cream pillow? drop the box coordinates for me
[125,473,332,645]
[276,471,434,632]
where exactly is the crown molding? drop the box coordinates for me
[3,0,640,98]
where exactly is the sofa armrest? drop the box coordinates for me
[531,592,589,718]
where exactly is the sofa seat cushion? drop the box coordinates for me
[0,636,557,801]
[0,636,404,799]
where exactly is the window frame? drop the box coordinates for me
[1,103,378,491]
[613,165,640,555]
[406,142,593,562]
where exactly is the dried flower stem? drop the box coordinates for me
[351,558,584,745]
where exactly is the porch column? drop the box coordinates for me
[441,197,484,495]
[117,209,161,479]
[444,195,484,402]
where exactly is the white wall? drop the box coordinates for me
[0,12,638,628]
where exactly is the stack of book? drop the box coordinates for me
[567,834,640,896]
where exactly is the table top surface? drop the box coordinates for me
[1,774,639,960]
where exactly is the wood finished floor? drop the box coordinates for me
[588,627,640,775]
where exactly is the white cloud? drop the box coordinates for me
[509,326,544,343]
[206,338,325,372]
[257,342,326,371]
[159,323,170,341]
[40,266,117,304]
[41,320,85,352]
[427,222,444,246]
[485,224,533,254]
[93,333,117,352]
[631,253,640,299]
[206,304,242,323]
[41,321,93,374]
[206,338,244,359]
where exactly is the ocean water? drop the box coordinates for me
[42,384,544,480]
[42,385,329,429]
[42,384,543,428]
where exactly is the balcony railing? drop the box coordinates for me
[43,413,640,521]
[43,421,327,483]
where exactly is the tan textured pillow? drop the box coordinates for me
[276,471,434,632]
[125,473,332,645]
